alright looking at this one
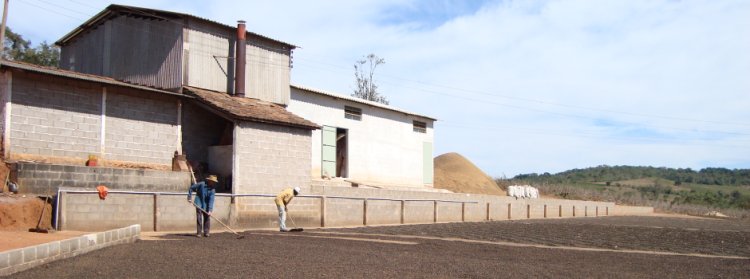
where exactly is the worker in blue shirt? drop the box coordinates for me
[188,175,218,237]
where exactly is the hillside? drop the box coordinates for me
[507,165,750,216]
[433,152,505,196]
[514,165,750,186]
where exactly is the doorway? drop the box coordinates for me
[336,128,348,178]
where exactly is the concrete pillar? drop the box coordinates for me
[486,202,490,221]
[400,200,405,224]
[58,192,66,231]
[573,206,576,217]
[507,203,511,220]
[585,206,588,217]
[363,198,368,226]
[526,204,531,219]
[433,200,438,223]
[153,193,159,231]
[320,196,326,227]
[461,202,465,222]
[559,205,562,217]
[544,204,547,218]
[596,206,599,217]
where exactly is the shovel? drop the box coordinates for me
[189,201,244,239]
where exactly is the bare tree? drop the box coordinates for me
[352,53,388,105]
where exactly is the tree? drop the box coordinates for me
[352,53,388,105]
[2,27,60,67]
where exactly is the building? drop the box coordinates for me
[289,85,435,188]
[2,4,434,195]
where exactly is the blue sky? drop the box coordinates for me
[6,0,750,177]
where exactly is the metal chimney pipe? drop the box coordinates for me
[235,20,247,98]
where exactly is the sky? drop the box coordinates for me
[5,0,750,177]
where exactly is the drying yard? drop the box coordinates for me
[7,216,749,278]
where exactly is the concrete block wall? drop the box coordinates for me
[437,202,462,222]
[9,72,101,160]
[61,193,153,232]
[59,191,231,232]
[234,121,312,194]
[325,198,364,227]
[403,200,434,224]
[57,188,626,232]
[235,196,281,228]
[0,225,140,277]
[365,199,401,226]
[104,87,179,165]
[612,205,653,216]
[464,202,486,222]
[5,71,182,167]
[16,163,191,194]
[157,195,232,231]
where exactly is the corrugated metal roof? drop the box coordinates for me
[56,4,297,49]
[184,86,319,130]
[0,59,186,97]
[291,84,437,121]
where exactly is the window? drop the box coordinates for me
[344,106,362,121]
[413,121,426,133]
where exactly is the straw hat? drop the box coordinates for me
[206,175,218,183]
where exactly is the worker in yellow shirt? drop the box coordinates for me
[275,186,300,232]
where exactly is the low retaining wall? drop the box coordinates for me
[0,224,140,277]
[14,163,190,194]
[57,188,618,232]
[612,205,654,216]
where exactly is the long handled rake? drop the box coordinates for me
[187,164,244,239]
[286,213,304,232]
[188,201,244,239]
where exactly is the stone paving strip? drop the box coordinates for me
[0,225,141,277]
[308,231,750,260]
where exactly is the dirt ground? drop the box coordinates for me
[8,216,749,278]
[0,194,53,231]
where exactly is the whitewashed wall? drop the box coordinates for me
[288,87,434,187]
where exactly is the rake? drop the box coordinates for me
[189,201,245,239]
[286,214,304,232]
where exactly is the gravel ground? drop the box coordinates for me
[8,216,750,278]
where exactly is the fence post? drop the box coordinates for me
[58,192,66,231]
[606,206,609,216]
[527,204,531,219]
[433,200,438,223]
[363,198,368,226]
[596,206,599,217]
[461,202,466,222]
[544,204,547,218]
[573,206,576,217]
[153,193,159,232]
[486,202,490,221]
[585,205,588,217]
[400,200,405,224]
[559,205,562,217]
[320,196,326,228]
[507,203,511,220]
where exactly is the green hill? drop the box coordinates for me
[502,166,750,216]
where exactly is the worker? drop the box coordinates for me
[275,186,300,232]
[188,175,218,237]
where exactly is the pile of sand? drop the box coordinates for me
[0,194,52,231]
[433,152,505,196]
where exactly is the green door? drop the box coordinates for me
[423,142,434,184]
[322,126,337,177]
